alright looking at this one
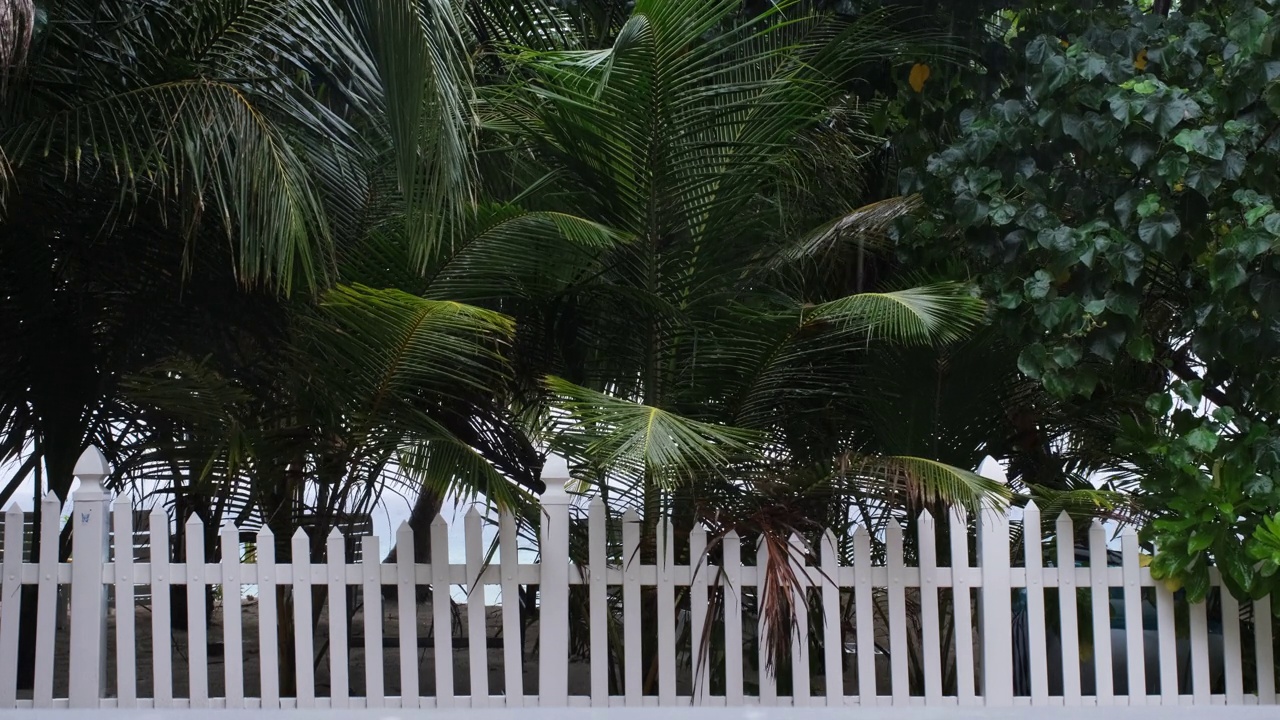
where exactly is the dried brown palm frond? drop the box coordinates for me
[0,0,32,88]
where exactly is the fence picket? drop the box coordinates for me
[34,494,60,708]
[979,499,1013,705]
[1154,579,1177,705]
[537,470,571,707]
[621,509,641,707]
[949,508,976,704]
[1088,521,1113,703]
[1120,527,1144,704]
[723,530,744,705]
[221,523,244,708]
[499,511,522,707]
[431,515,454,707]
[113,497,137,707]
[819,529,842,706]
[788,534,810,706]
[1022,502,1048,705]
[917,511,943,703]
[291,528,316,708]
[465,507,488,707]
[185,516,209,707]
[756,536,776,705]
[361,535,384,706]
[1055,512,1081,705]
[1255,595,1275,703]
[152,509,174,707]
[1188,592,1210,703]
[588,499,607,706]
[395,522,419,708]
[1221,585,1242,705]
[256,527,280,708]
[658,520,676,706]
[0,505,23,708]
[886,521,908,704]
[853,525,875,704]
[690,524,709,705]
[327,529,350,708]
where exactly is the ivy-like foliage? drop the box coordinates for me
[903,0,1280,603]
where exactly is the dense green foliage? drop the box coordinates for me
[907,0,1280,602]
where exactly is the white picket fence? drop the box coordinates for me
[0,454,1276,711]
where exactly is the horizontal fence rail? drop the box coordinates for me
[0,470,1276,710]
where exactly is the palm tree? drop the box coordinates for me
[469,0,1014,680]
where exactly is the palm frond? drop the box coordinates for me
[805,283,986,345]
[308,284,515,414]
[355,0,477,268]
[544,375,761,495]
[835,454,1012,512]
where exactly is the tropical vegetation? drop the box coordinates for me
[3,0,1280,697]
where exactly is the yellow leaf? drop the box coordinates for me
[1173,180,1184,192]
[1137,553,1153,567]
[1135,48,1148,72]
[1162,576,1183,593]
[909,63,930,93]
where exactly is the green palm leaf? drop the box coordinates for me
[544,375,760,493]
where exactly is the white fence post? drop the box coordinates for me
[68,446,110,708]
[978,493,1012,706]
[538,454,571,706]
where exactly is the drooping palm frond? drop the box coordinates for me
[834,453,1011,512]
[0,0,387,290]
[805,283,986,345]
[544,375,761,497]
[308,284,515,413]
[764,195,923,274]
[0,0,32,90]
[354,0,478,268]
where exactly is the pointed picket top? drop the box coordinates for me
[541,452,571,503]
[723,528,741,544]
[465,504,483,521]
[292,527,309,541]
[887,518,904,535]
[220,520,240,537]
[622,507,640,524]
[395,520,412,537]
[256,524,274,540]
[918,508,934,524]
[1119,523,1138,538]
[1023,499,1041,524]
[4,502,22,519]
[589,494,606,510]
[185,513,204,531]
[112,494,132,511]
[1056,510,1072,525]
[41,490,59,507]
[851,523,869,541]
[73,445,110,484]
[820,528,837,551]
[431,512,448,530]
[328,527,343,540]
[976,455,1008,484]
[690,523,707,541]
